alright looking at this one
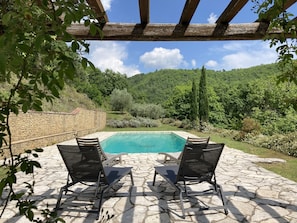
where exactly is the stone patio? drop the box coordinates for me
[1,131,297,223]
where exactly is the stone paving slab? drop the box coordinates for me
[1,131,297,223]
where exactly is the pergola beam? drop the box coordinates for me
[179,0,200,25]
[86,0,109,23]
[139,0,150,24]
[216,0,249,24]
[67,22,287,41]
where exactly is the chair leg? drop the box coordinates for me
[178,188,185,219]
[217,184,228,215]
[96,189,105,220]
[152,171,157,186]
[55,186,65,211]
[129,171,134,185]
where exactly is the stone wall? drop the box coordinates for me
[3,108,106,156]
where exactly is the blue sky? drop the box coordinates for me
[84,0,297,77]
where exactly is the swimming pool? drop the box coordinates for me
[101,132,186,153]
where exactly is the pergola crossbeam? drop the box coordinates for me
[67,22,288,41]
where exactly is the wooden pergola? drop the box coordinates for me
[67,0,297,41]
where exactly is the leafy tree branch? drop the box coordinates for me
[0,0,100,221]
[253,0,297,85]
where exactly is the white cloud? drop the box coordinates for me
[222,42,277,70]
[206,41,278,70]
[139,47,185,69]
[89,42,140,77]
[191,59,197,67]
[101,0,112,11]
[207,13,217,24]
[205,60,218,68]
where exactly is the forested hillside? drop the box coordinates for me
[128,63,281,105]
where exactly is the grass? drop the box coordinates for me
[104,124,297,182]
[189,130,297,182]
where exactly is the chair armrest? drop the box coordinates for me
[159,152,180,163]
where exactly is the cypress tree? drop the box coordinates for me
[198,66,209,130]
[189,79,198,123]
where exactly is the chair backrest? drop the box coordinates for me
[186,136,210,145]
[175,136,210,161]
[76,137,108,161]
[176,143,224,182]
[57,144,107,184]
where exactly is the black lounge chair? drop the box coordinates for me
[159,136,210,163]
[153,142,228,218]
[76,137,127,166]
[55,144,134,220]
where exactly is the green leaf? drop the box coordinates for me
[88,60,96,70]
[21,102,29,113]
[89,23,98,36]
[13,192,25,200]
[27,209,34,221]
[32,153,38,158]
[0,53,6,75]
[34,148,44,153]
[41,72,49,85]
[20,162,28,172]
[7,174,17,184]
[2,13,12,25]
[18,44,31,53]
[81,57,88,69]
[31,161,41,168]
[71,41,79,52]
[0,180,7,197]
[84,19,90,26]
[33,104,42,111]
[50,86,60,98]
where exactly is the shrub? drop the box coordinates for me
[161,118,175,125]
[262,133,297,157]
[173,120,183,128]
[239,131,297,158]
[129,119,141,128]
[130,103,165,119]
[234,117,261,141]
[241,117,261,134]
[179,119,192,129]
[106,117,160,128]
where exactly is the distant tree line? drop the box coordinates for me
[72,64,297,136]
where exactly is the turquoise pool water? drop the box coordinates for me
[101,132,186,153]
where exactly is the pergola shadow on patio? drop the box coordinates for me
[2,131,297,223]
